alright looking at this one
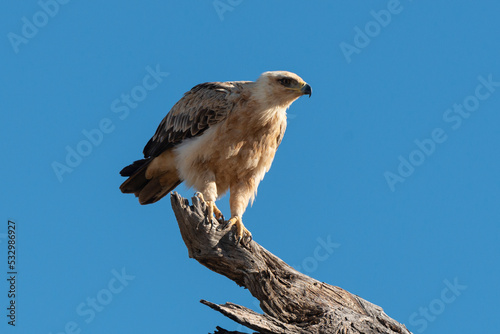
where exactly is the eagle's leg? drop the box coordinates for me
[220,186,253,244]
[224,216,252,244]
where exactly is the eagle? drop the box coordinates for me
[119,71,312,243]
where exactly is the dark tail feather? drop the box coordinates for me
[120,158,150,177]
[119,159,152,195]
[119,158,181,205]
[137,177,181,205]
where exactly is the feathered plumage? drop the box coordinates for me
[120,71,311,242]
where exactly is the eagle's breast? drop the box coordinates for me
[174,103,287,199]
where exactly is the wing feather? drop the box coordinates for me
[143,82,246,158]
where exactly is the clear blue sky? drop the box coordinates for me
[1,1,499,333]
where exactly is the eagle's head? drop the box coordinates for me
[254,71,312,107]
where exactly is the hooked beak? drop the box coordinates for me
[300,83,312,97]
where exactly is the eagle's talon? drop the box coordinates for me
[217,219,230,231]
[224,216,251,245]
[207,217,215,232]
[213,206,224,221]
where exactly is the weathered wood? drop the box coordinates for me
[212,326,251,334]
[171,193,412,334]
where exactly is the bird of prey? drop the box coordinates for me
[119,71,312,243]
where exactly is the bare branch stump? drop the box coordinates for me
[171,193,412,334]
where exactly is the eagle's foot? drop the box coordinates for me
[207,201,224,221]
[222,216,252,244]
[196,193,224,228]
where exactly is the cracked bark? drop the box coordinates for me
[170,193,412,334]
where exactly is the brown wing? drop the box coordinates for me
[142,81,246,158]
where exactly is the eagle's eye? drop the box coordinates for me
[279,78,292,86]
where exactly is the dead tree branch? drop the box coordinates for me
[170,193,412,334]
